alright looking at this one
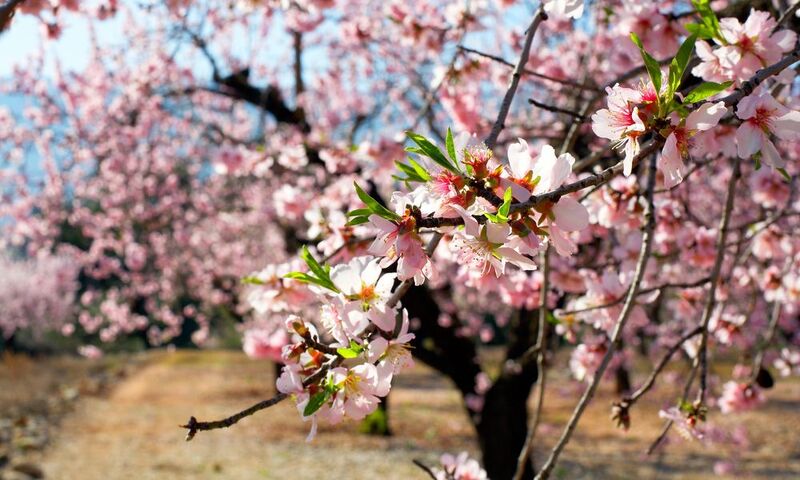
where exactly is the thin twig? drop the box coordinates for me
[528,98,588,120]
[458,45,599,91]
[181,356,341,440]
[625,326,703,405]
[535,153,659,480]
[485,7,547,149]
[775,1,800,30]
[558,277,711,316]
[696,156,741,404]
[412,459,440,480]
[749,300,784,384]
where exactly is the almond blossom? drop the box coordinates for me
[735,92,800,168]
[591,84,647,176]
[434,451,488,480]
[368,214,432,285]
[660,102,727,188]
[543,0,584,20]
[693,10,797,84]
[718,381,765,414]
[450,206,537,278]
[325,363,393,422]
[329,256,396,307]
[504,140,590,256]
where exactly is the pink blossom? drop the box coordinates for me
[243,327,288,362]
[697,10,798,84]
[718,381,765,414]
[591,84,647,176]
[435,452,488,480]
[658,407,705,441]
[327,363,392,421]
[368,214,432,285]
[735,92,800,168]
[660,102,727,188]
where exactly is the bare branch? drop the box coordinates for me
[485,8,547,149]
[458,45,599,92]
[182,357,341,440]
[535,152,659,480]
[412,459,440,480]
[696,156,742,404]
[0,0,26,32]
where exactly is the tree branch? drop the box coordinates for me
[485,8,547,149]
[696,156,741,404]
[535,152,659,480]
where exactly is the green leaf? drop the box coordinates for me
[394,160,429,183]
[285,247,339,292]
[336,347,360,359]
[684,23,716,40]
[241,275,265,285]
[303,390,331,416]
[683,81,733,103]
[346,208,373,218]
[777,168,791,182]
[336,340,364,359]
[354,182,401,221]
[498,187,512,220]
[445,127,458,168]
[301,246,327,280]
[691,0,723,41]
[545,311,561,325]
[406,131,459,173]
[630,33,662,99]
[346,216,371,226]
[284,271,337,291]
[484,212,500,223]
[667,34,697,101]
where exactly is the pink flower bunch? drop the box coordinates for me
[434,451,488,480]
[0,252,79,339]
[735,91,800,169]
[718,381,765,414]
[692,10,797,84]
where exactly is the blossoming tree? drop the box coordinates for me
[2,0,800,478]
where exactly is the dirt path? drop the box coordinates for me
[37,351,475,480]
[30,350,800,479]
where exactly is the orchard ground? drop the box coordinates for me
[2,349,800,480]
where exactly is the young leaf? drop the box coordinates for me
[346,216,371,226]
[354,182,401,221]
[691,0,722,41]
[667,34,697,100]
[303,390,331,416]
[406,131,459,173]
[336,347,360,359]
[630,33,662,99]
[683,81,733,103]
[498,187,512,220]
[346,208,373,218]
[684,23,715,40]
[777,168,791,182]
[241,275,265,285]
[545,311,561,325]
[445,127,458,168]
[301,246,327,281]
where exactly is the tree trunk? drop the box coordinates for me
[477,371,537,480]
